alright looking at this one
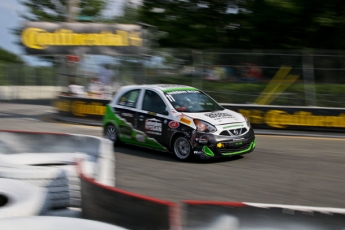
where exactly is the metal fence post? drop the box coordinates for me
[192,49,203,90]
[302,51,317,106]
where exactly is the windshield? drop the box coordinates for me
[164,90,224,113]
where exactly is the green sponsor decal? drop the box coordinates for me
[103,105,120,126]
[223,124,244,129]
[162,87,198,92]
[203,146,215,157]
[221,141,254,156]
[103,105,166,151]
[129,130,167,150]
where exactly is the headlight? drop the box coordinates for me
[244,117,251,128]
[194,119,217,133]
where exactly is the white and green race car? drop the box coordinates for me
[103,84,256,161]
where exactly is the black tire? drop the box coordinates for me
[172,136,193,161]
[104,124,121,146]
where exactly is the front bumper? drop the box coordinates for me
[192,128,256,160]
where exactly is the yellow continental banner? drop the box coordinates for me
[55,100,106,117]
[21,28,142,50]
[238,109,345,128]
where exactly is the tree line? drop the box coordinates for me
[4,0,345,64]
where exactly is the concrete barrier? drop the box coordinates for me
[0,86,64,100]
[183,200,345,230]
[78,160,181,230]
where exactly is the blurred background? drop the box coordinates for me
[1,0,345,108]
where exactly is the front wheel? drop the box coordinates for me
[173,136,193,161]
[104,124,121,146]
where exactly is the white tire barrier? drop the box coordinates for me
[0,132,116,186]
[0,179,49,218]
[0,154,98,209]
[52,161,96,208]
[0,163,69,209]
[0,131,116,212]
[0,216,128,229]
[41,207,82,218]
[0,162,67,180]
[0,152,89,166]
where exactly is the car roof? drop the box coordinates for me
[119,84,198,92]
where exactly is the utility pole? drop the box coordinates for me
[66,0,80,83]
[67,0,80,22]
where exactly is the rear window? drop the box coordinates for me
[117,89,140,108]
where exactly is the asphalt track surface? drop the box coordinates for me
[1,102,345,209]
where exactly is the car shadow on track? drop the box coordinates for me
[114,144,244,164]
[114,145,179,163]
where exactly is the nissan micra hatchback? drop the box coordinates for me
[103,84,256,161]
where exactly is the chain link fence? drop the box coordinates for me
[146,49,345,108]
[1,50,345,107]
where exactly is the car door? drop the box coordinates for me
[113,89,140,141]
[136,89,170,150]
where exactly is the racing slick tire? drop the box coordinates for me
[104,123,122,147]
[172,135,193,161]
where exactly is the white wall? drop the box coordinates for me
[0,86,65,100]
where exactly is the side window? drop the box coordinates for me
[142,90,167,114]
[117,89,140,108]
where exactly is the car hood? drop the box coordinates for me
[181,109,245,125]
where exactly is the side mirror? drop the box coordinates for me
[161,106,169,116]
[162,110,169,116]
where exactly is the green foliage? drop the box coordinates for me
[0,63,57,86]
[0,47,24,64]
[113,2,139,24]
[138,1,236,48]
[138,0,345,50]
[13,0,108,64]
[17,0,107,22]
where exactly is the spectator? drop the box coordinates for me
[204,66,217,81]
[68,78,86,97]
[242,63,263,82]
[87,77,103,98]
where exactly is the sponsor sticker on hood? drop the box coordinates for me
[182,109,243,125]
[204,112,234,120]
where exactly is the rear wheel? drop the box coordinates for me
[173,136,193,161]
[104,124,121,146]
